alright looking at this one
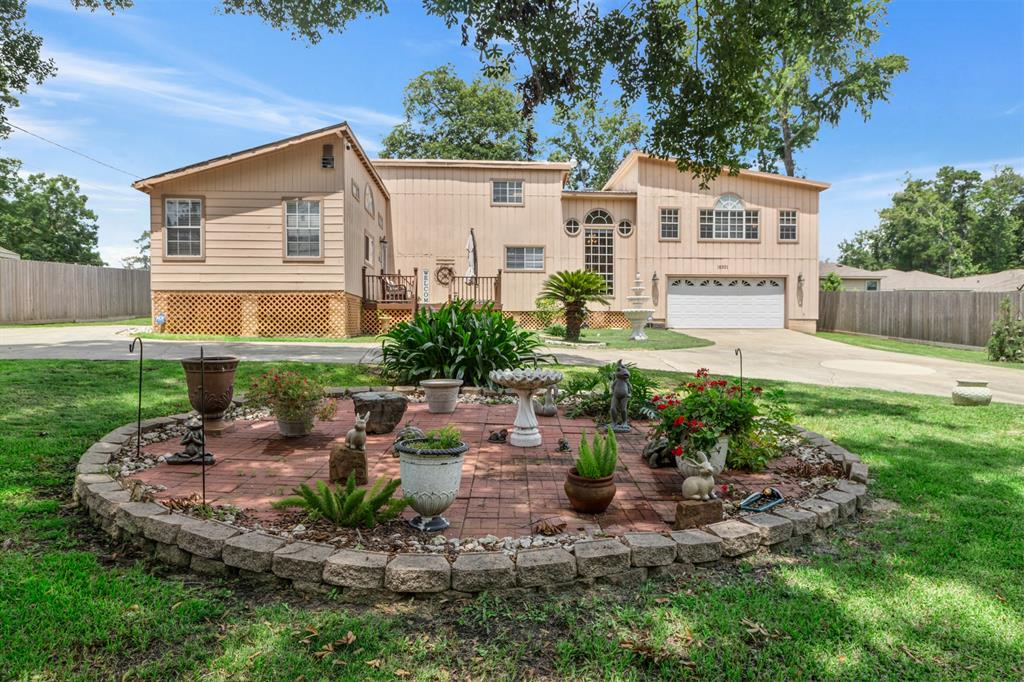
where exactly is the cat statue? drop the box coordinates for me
[680,452,716,501]
[345,411,370,451]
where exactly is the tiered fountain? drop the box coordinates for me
[623,272,655,341]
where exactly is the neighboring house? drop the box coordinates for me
[819,262,881,291]
[133,124,828,336]
[0,245,21,260]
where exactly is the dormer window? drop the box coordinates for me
[321,144,334,169]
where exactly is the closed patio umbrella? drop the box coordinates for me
[465,228,478,280]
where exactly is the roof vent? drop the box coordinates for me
[321,144,335,169]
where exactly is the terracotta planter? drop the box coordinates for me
[181,356,239,431]
[420,378,463,413]
[564,467,616,514]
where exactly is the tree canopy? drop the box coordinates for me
[547,98,645,190]
[0,158,104,265]
[379,65,534,161]
[838,166,1024,276]
[0,0,56,138]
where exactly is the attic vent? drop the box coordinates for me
[321,144,335,169]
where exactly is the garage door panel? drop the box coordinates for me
[667,277,784,328]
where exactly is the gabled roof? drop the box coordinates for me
[372,157,574,186]
[132,122,390,200]
[0,245,20,260]
[603,151,831,192]
[819,262,883,279]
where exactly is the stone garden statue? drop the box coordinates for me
[167,417,214,465]
[345,411,369,451]
[533,385,558,417]
[609,360,631,433]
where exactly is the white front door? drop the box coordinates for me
[667,277,785,328]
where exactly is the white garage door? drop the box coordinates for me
[667,277,785,328]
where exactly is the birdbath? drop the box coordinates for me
[488,368,564,447]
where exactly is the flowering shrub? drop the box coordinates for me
[245,370,337,427]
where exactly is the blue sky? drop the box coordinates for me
[5,0,1023,266]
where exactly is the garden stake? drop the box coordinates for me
[128,337,144,461]
[735,347,744,391]
[200,346,207,506]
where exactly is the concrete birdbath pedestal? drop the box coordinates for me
[489,368,563,447]
[623,272,655,341]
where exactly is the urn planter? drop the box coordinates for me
[676,435,730,477]
[951,380,993,406]
[564,467,616,514]
[181,356,239,432]
[394,438,469,532]
[419,379,463,414]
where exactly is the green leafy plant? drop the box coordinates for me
[401,425,463,451]
[562,362,657,421]
[820,271,844,291]
[273,473,410,528]
[245,370,337,426]
[544,323,567,338]
[533,297,562,330]
[379,300,549,386]
[536,270,610,341]
[987,297,1024,363]
[574,428,618,479]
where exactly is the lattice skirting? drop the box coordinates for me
[151,291,351,337]
[361,308,414,336]
[505,310,631,330]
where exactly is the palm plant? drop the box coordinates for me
[536,270,610,341]
[272,474,410,528]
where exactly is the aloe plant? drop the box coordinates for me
[273,473,410,528]
[574,428,618,478]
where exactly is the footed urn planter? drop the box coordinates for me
[676,435,730,477]
[394,438,469,532]
[564,467,616,513]
[951,380,993,406]
[420,379,463,414]
[181,356,239,433]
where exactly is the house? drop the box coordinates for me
[133,124,828,336]
[819,262,881,291]
[0,245,20,260]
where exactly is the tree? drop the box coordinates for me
[0,0,56,137]
[820,272,844,292]
[0,158,103,265]
[536,270,610,342]
[122,230,150,270]
[547,98,645,190]
[380,65,534,161]
[751,1,908,176]
[968,168,1024,273]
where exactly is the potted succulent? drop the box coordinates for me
[393,425,468,531]
[563,428,618,513]
[245,370,338,437]
[419,379,464,414]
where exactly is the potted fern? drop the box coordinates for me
[563,428,618,513]
[273,473,410,528]
[393,425,469,532]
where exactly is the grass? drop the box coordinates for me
[2,359,1023,679]
[135,332,381,344]
[544,327,713,350]
[818,331,1024,369]
[0,316,151,328]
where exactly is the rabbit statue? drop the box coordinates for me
[680,452,716,501]
[346,411,370,451]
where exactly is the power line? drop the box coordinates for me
[8,123,141,179]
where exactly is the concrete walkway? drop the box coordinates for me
[2,325,1022,404]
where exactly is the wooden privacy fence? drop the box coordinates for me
[0,259,151,324]
[818,290,1024,347]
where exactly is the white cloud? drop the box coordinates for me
[829,156,1024,202]
[99,244,139,267]
[7,110,88,143]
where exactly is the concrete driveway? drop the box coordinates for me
[2,325,1022,404]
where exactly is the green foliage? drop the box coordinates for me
[726,387,797,471]
[536,270,610,341]
[532,297,562,329]
[379,64,534,161]
[402,425,463,451]
[574,428,618,479]
[379,300,548,387]
[820,271,844,292]
[122,230,150,270]
[987,297,1024,363]
[244,370,337,425]
[544,324,567,338]
[0,158,103,265]
[547,98,645,190]
[839,165,1024,276]
[273,473,410,528]
[562,361,656,421]
[0,0,57,137]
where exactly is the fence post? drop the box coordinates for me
[495,269,502,308]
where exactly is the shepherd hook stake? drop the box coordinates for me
[128,337,144,461]
[735,347,743,391]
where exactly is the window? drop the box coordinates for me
[284,199,321,258]
[321,144,334,168]
[866,280,879,291]
[564,218,580,236]
[491,179,523,205]
[699,194,759,240]
[584,208,614,225]
[363,233,373,264]
[779,210,797,241]
[351,179,360,201]
[378,213,384,228]
[585,227,614,294]
[164,198,202,257]
[379,238,387,271]
[660,208,680,240]
[364,184,375,215]
[617,219,634,238]
[505,246,545,271]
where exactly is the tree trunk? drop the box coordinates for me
[779,114,796,177]
[565,303,584,342]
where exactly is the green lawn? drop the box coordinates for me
[1,359,1022,680]
[544,327,713,350]
[0,316,151,328]
[136,332,381,344]
[818,331,1024,369]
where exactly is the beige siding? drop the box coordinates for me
[342,144,390,295]
[148,137,347,292]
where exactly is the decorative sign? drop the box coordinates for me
[421,268,430,304]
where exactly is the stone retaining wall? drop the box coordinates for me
[76,416,870,601]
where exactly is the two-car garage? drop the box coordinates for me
[666,277,785,328]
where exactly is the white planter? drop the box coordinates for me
[952,380,993,406]
[396,443,467,532]
[676,435,730,477]
[420,378,463,413]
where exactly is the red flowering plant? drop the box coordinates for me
[678,368,760,437]
[649,393,718,458]
[246,370,338,427]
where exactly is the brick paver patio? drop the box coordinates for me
[129,401,794,538]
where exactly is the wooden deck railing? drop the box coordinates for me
[447,270,502,307]
[362,268,418,308]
